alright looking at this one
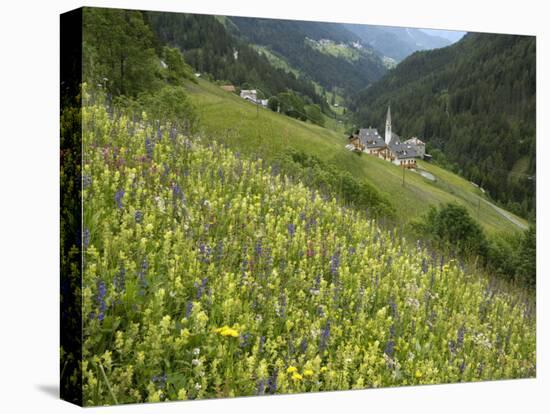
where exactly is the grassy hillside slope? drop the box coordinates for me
[186,78,527,235]
[80,102,535,405]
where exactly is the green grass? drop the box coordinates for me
[305,38,362,62]
[252,45,301,78]
[250,45,346,133]
[186,78,526,236]
[79,102,535,405]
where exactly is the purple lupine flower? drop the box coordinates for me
[330,251,340,276]
[157,126,162,140]
[172,183,185,203]
[96,280,107,322]
[199,243,211,263]
[389,324,396,338]
[477,362,484,377]
[449,340,457,355]
[390,299,398,319]
[459,360,466,376]
[258,335,266,354]
[308,217,317,229]
[267,369,278,394]
[138,259,149,292]
[384,321,396,357]
[134,210,143,223]
[145,136,154,159]
[300,338,308,354]
[83,228,90,248]
[254,239,263,257]
[217,167,224,184]
[152,372,167,389]
[115,189,125,209]
[169,125,177,140]
[185,301,193,318]
[279,294,287,319]
[421,257,428,274]
[114,266,126,292]
[196,277,208,300]
[240,332,251,349]
[256,378,266,395]
[319,320,331,351]
[384,339,395,358]
[287,223,295,238]
[457,325,465,348]
[83,174,92,189]
[216,241,224,262]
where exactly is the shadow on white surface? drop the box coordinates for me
[36,384,59,399]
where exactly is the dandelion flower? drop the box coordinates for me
[320,367,328,373]
[286,366,298,374]
[415,370,423,379]
[214,325,239,337]
[303,369,314,377]
[292,373,303,381]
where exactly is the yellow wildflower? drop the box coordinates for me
[320,367,328,373]
[303,369,314,377]
[214,325,240,337]
[415,370,423,379]
[292,373,303,381]
[286,366,298,374]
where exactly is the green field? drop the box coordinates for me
[79,102,535,405]
[251,45,302,78]
[305,38,363,62]
[251,45,347,131]
[187,78,527,236]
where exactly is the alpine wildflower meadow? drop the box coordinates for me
[80,102,535,406]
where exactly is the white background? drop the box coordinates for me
[0,0,547,412]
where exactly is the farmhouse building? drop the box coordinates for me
[347,106,425,169]
[240,89,268,107]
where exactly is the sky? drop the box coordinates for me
[420,28,466,43]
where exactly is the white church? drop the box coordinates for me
[347,106,426,169]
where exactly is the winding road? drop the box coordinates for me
[479,196,528,230]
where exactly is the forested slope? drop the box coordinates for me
[350,33,536,218]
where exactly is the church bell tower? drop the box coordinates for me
[385,105,392,145]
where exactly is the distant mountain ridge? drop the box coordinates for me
[227,16,388,94]
[345,24,455,61]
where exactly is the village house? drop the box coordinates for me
[347,106,426,169]
[239,89,268,107]
[220,84,236,93]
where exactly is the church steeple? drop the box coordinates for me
[385,105,392,145]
